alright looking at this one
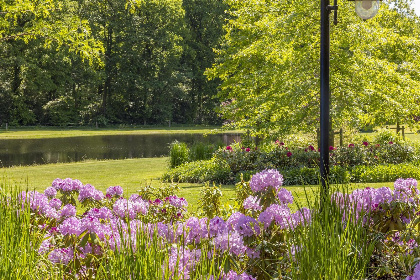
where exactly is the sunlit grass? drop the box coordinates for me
[0,125,242,139]
[0,157,396,212]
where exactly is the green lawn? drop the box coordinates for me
[0,157,395,212]
[0,125,241,139]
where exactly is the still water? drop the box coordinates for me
[0,133,241,167]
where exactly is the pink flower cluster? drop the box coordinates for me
[249,169,284,192]
[26,177,314,279]
[407,262,420,280]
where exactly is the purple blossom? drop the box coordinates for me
[406,260,420,280]
[235,215,260,237]
[60,204,77,218]
[213,230,246,256]
[243,196,262,211]
[80,215,112,240]
[168,247,201,280]
[49,198,62,210]
[44,187,57,198]
[106,186,123,197]
[113,198,149,219]
[38,236,52,254]
[48,247,74,264]
[226,212,245,231]
[258,204,291,229]
[86,207,113,220]
[209,216,227,237]
[291,208,311,227]
[58,217,82,236]
[277,188,294,205]
[53,178,83,192]
[249,169,284,192]
[168,196,188,208]
[129,194,141,201]
[78,184,104,202]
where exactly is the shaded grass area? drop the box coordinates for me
[0,157,396,212]
[0,126,241,139]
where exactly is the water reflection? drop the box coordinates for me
[0,133,241,167]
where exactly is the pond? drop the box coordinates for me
[0,133,241,167]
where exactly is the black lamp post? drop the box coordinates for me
[319,0,381,199]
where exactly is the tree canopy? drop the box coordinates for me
[207,0,420,137]
[0,0,227,126]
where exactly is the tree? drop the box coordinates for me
[180,0,228,124]
[207,0,420,138]
[0,0,103,61]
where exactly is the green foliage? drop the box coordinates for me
[169,141,190,168]
[234,174,253,212]
[0,182,55,279]
[162,158,231,183]
[0,0,227,126]
[281,166,350,186]
[374,129,405,145]
[289,190,375,279]
[189,141,221,162]
[169,141,223,168]
[207,0,420,137]
[136,183,180,201]
[350,163,420,183]
[198,182,223,218]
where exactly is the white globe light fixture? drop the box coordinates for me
[355,0,381,20]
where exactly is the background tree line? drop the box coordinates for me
[2,0,420,133]
[0,0,227,126]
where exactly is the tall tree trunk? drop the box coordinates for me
[103,25,113,118]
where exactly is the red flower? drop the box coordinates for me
[309,145,315,151]
[389,141,394,145]
[246,148,251,152]
[363,141,369,146]
[287,152,292,157]
[348,143,355,148]
[329,146,335,151]
[226,146,232,150]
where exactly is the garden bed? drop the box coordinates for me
[1,171,420,279]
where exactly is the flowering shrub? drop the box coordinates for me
[333,179,419,232]
[162,158,232,183]
[5,173,420,279]
[165,140,419,185]
[8,171,317,279]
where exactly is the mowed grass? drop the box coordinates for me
[0,157,235,211]
[0,157,395,212]
[0,126,241,139]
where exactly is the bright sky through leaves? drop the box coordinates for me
[413,0,420,15]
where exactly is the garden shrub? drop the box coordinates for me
[281,166,349,186]
[350,164,420,183]
[4,174,420,279]
[189,141,222,162]
[169,141,189,168]
[198,182,223,218]
[373,129,404,145]
[162,158,231,183]
[290,189,375,280]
